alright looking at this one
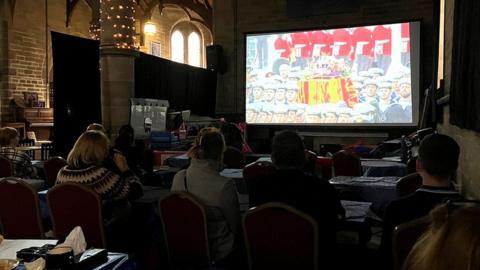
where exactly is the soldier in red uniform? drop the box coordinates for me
[274,34,293,61]
[373,25,392,73]
[352,27,374,73]
[332,28,353,61]
[401,22,411,67]
[308,30,333,58]
[291,32,310,69]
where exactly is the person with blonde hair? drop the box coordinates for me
[86,123,106,133]
[57,130,143,203]
[171,127,240,263]
[403,202,480,270]
[0,127,37,178]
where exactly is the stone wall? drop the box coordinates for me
[213,0,436,114]
[0,0,91,121]
[438,0,480,198]
[141,5,212,67]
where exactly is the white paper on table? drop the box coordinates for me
[0,239,57,260]
[56,226,87,256]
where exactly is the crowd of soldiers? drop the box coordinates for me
[246,64,412,124]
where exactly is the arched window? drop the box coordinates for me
[188,32,201,67]
[171,30,184,64]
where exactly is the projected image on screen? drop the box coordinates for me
[245,22,416,125]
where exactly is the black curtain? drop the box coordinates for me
[134,53,217,117]
[450,0,480,131]
[52,32,101,157]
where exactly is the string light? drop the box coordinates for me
[100,0,136,50]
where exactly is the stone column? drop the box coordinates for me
[99,0,138,137]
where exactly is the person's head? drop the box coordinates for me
[275,86,286,103]
[279,64,290,79]
[295,109,306,123]
[0,127,19,147]
[417,134,460,182]
[220,122,243,150]
[67,130,110,167]
[272,109,287,123]
[323,111,337,124]
[252,85,264,101]
[337,112,352,123]
[246,106,258,123]
[188,127,226,162]
[271,131,305,169]
[286,82,299,103]
[399,78,412,99]
[263,85,276,103]
[256,110,267,123]
[404,203,480,270]
[115,124,135,148]
[286,108,297,123]
[364,79,378,97]
[86,123,106,133]
[378,82,392,101]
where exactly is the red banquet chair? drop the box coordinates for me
[243,202,319,270]
[159,191,211,269]
[43,156,67,188]
[47,182,106,248]
[0,177,44,238]
[396,173,423,198]
[243,161,276,207]
[393,216,430,270]
[332,150,362,176]
[0,156,13,178]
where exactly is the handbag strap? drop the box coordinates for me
[183,172,188,192]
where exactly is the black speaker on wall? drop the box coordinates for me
[206,45,225,73]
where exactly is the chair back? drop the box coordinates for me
[41,143,54,161]
[44,156,67,188]
[406,156,417,175]
[0,178,44,238]
[396,173,423,197]
[243,202,318,270]
[303,150,317,175]
[19,138,36,159]
[332,150,362,176]
[159,192,211,269]
[243,161,276,203]
[316,156,333,180]
[0,156,13,177]
[243,161,276,180]
[392,216,430,270]
[47,183,106,248]
[223,146,246,169]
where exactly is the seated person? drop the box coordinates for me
[57,130,143,220]
[403,202,480,270]
[171,127,240,262]
[249,130,344,247]
[112,125,143,175]
[220,122,246,169]
[0,127,37,178]
[380,134,463,268]
[86,123,106,133]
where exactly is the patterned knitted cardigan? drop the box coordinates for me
[56,165,143,202]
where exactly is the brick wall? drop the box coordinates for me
[0,0,91,121]
[214,0,436,113]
